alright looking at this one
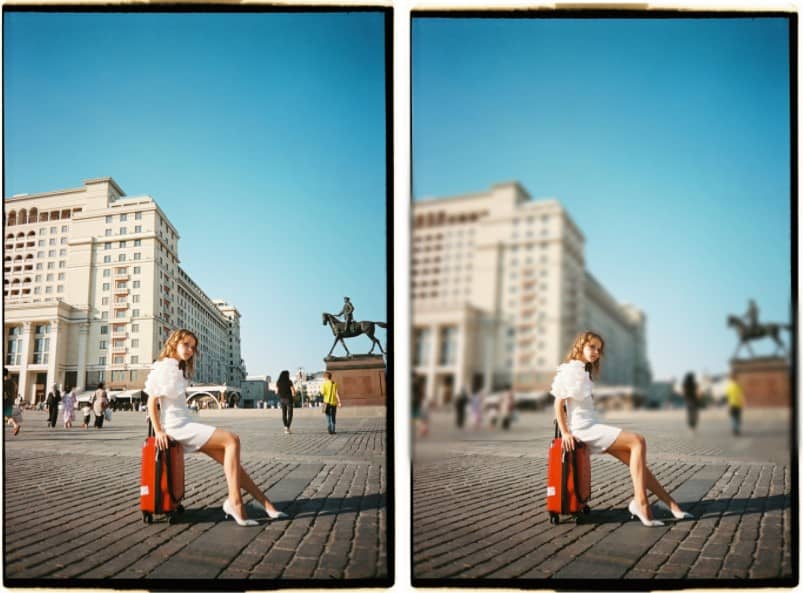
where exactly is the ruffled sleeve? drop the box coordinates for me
[144,358,184,399]
[550,361,592,400]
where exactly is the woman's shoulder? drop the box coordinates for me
[556,359,585,374]
[150,357,179,371]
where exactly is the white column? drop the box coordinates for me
[76,322,90,393]
[425,324,438,405]
[454,315,467,394]
[482,317,496,392]
[18,322,34,403]
[47,319,61,394]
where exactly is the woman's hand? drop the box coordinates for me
[154,429,169,451]
[561,433,578,452]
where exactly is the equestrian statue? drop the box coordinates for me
[726,299,791,358]
[322,297,386,357]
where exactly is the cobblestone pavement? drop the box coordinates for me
[413,406,795,585]
[3,409,388,585]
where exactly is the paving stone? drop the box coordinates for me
[414,407,793,585]
[3,411,387,585]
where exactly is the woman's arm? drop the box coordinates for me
[554,397,576,452]
[147,395,169,450]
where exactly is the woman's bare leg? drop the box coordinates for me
[200,430,281,514]
[606,444,683,513]
[199,428,247,516]
[606,430,653,518]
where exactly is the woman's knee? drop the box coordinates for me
[631,432,646,454]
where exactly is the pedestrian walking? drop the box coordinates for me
[4,368,21,436]
[455,387,469,429]
[46,385,61,428]
[725,372,744,436]
[62,386,76,429]
[682,372,699,431]
[81,403,92,429]
[92,382,109,429]
[470,391,483,430]
[145,328,287,526]
[500,389,515,430]
[552,331,693,527]
[320,371,342,435]
[276,370,296,435]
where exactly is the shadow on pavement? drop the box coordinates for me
[566,493,790,526]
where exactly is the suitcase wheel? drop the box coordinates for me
[167,512,176,525]
[582,505,591,515]
[549,512,559,525]
[176,504,185,514]
[142,511,153,524]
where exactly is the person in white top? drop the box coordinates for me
[552,331,692,527]
[145,329,288,527]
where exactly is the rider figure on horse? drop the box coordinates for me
[336,297,355,336]
[743,299,759,337]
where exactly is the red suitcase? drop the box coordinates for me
[140,421,185,524]
[546,420,591,524]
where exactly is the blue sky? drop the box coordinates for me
[4,11,389,378]
[413,17,792,380]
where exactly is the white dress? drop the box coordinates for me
[551,359,621,454]
[144,358,215,453]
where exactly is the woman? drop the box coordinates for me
[275,370,296,435]
[552,331,693,527]
[145,329,287,526]
[62,386,76,429]
[4,368,21,436]
[682,372,699,431]
[320,372,342,435]
[93,382,109,429]
[46,385,61,429]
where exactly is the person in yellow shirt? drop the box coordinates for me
[320,372,342,435]
[725,373,744,436]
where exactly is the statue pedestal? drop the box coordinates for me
[324,355,386,406]
[730,357,791,407]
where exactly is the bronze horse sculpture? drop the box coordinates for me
[322,312,387,357]
[726,315,790,358]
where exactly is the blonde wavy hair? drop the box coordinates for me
[564,331,605,379]
[157,329,200,378]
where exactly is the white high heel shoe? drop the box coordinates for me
[628,499,665,527]
[657,500,694,520]
[256,501,288,520]
[222,499,259,526]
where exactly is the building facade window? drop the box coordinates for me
[6,326,23,365]
[99,356,106,365]
[439,326,458,365]
[413,328,431,367]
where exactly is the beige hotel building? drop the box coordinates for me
[3,177,245,403]
[412,181,651,405]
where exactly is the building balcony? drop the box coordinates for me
[113,301,130,309]
[111,331,129,339]
[114,272,130,280]
[112,345,127,354]
[113,287,129,295]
